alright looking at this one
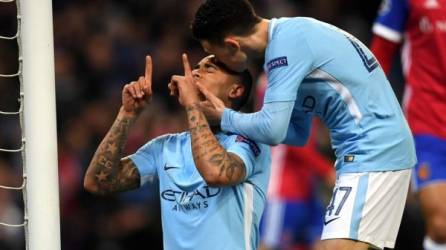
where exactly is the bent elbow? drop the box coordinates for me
[263,125,287,146]
[197,167,230,187]
[83,177,102,195]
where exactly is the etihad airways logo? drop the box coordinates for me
[161,186,221,212]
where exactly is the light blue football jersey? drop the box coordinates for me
[264,17,416,173]
[129,131,271,250]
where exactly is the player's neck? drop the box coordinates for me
[239,19,270,59]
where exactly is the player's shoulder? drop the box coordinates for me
[147,131,189,146]
[267,17,317,61]
[271,17,320,37]
[270,17,336,49]
[273,16,319,26]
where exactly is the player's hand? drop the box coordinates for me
[168,75,179,97]
[196,82,225,122]
[121,55,153,117]
[170,54,201,108]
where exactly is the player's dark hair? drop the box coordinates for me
[232,70,253,111]
[191,0,261,43]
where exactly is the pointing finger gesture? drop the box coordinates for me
[174,53,200,107]
[143,55,153,98]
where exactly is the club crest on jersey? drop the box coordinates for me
[267,56,288,72]
[344,155,355,162]
[235,135,260,157]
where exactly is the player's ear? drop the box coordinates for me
[229,83,245,99]
[223,37,241,54]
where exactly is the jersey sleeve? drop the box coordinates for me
[263,22,315,103]
[129,136,165,186]
[372,0,409,42]
[225,135,266,180]
[221,101,295,145]
[220,20,316,146]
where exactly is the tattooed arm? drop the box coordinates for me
[84,110,141,195]
[170,54,247,186]
[84,56,153,195]
[186,105,246,187]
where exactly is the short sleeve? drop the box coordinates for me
[129,136,165,186]
[263,20,315,103]
[225,135,265,180]
[372,0,409,42]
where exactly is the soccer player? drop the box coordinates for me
[255,74,336,250]
[187,0,417,249]
[83,54,271,250]
[260,143,335,250]
[371,0,446,249]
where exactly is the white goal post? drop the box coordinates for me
[20,0,61,249]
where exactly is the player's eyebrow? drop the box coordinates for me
[194,64,200,70]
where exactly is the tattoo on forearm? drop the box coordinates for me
[87,116,140,194]
[208,153,225,174]
[187,106,245,185]
[225,154,242,182]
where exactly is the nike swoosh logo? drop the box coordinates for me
[164,164,179,171]
[324,217,340,225]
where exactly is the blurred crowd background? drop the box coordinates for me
[0,0,423,249]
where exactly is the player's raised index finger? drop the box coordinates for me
[182,53,192,76]
[145,55,152,80]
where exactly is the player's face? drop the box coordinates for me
[201,40,248,72]
[192,55,241,107]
